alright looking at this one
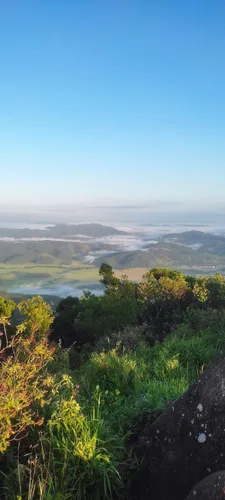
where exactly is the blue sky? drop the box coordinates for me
[1,0,225,207]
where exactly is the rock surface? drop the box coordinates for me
[133,355,225,500]
[185,471,225,499]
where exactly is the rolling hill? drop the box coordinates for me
[1,228,225,295]
[0,239,121,265]
[0,223,126,239]
[163,230,225,254]
[94,239,225,270]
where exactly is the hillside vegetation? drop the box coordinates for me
[95,242,224,269]
[1,265,225,498]
[0,223,122,267]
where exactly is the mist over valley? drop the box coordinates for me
[1,211,225,297]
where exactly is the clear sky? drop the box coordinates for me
[1,0,225,207]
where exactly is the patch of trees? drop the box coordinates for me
[50,265,225,348]
[2,264,225,353]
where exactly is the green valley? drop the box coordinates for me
[1,225,225,295]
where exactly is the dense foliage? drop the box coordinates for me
[51,266,225,346]
[1,266,225,499]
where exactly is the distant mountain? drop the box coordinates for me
[163,230,225,255]
[0,223,127,264]
[48,223,126,237]
[95,250,162,269]
[94,240,225,270]
[0,240,118,265]
[163,230,225,244]
[0,223,126,239]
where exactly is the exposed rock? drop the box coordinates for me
[185,471,225,499]
[132,355,225,500]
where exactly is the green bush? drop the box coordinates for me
[94,325,147,354]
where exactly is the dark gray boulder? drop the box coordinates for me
[185,471,225,499]
[132,355,225,500]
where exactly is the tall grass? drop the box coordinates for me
[80,313,225,434]
[2,376,125,500]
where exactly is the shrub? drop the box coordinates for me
[95,325,147,354]
[0,334,54,453]
[17,296,53,340]
[0,297,16,347]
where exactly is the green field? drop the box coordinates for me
[0,261,223,296]
[0,262,100,291]
[0,264,162,289]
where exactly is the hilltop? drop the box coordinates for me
[0,239,119,265]
[95,235,225,272]
[163,230,225,253]
[0,223,126,239]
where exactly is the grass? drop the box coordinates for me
[2,376,126,500]
[78,313,225,437]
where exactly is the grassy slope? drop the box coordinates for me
[69,310,225,498]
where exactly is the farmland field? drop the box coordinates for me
[0,262,99,292]
[0,261,151,297]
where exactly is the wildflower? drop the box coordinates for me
[36,418,44,426]
[166,358,179,371]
